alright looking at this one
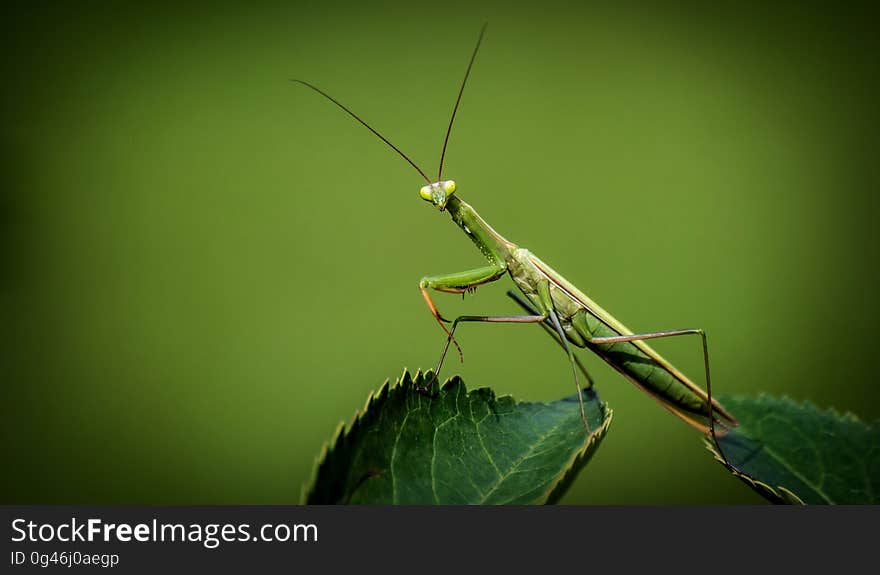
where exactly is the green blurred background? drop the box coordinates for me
[2,0,878,504]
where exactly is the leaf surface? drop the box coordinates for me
[303,370,612,504]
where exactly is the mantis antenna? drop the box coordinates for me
[291,78,432,184]
[437,23,488,182]
[294,23,488,186]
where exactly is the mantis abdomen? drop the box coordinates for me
[517,250,737,432]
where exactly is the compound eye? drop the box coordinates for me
[443,180,456,194]
[419,185,433,201]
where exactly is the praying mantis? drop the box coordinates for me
[294,24,739,466]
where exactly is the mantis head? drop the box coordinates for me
[419,180,456,211]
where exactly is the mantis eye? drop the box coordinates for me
[443,180,456,194]
[419,185,433,201]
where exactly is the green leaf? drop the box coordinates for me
[302,370,612,504]
[707,394,880,504]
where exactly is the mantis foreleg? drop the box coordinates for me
[419,264,507,362]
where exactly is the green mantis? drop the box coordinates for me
[294,24,738,464]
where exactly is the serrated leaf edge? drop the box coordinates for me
[544,405,613,504]
[721,393,876,430]
[703,438,806,505]
[299,368,425,503]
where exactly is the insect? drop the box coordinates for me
[294,24,738,465]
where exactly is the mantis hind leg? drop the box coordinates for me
[586,328,736,473]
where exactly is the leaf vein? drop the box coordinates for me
[760,443,834,504]
[478,413,571,504]
[471,397,502,478]
[390,403,418,505]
